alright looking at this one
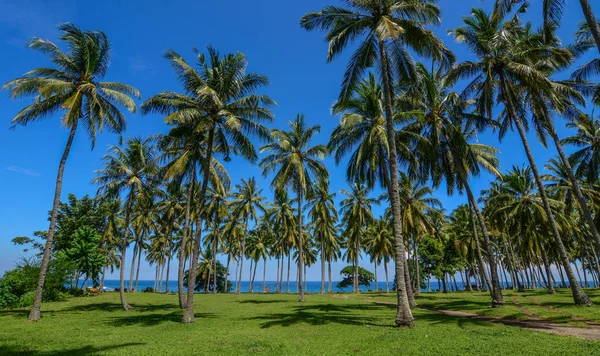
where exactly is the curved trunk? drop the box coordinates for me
[511,116,591,305]
[548,125,600,258]
[182,128,215,323]
[29,118,79,321]
[297,188,305,302]
[178,165,196,308]
[579,0,600,54]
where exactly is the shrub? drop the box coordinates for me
[0,280,18,309]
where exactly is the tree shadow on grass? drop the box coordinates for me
[237,300,288,304]
[0,309,29,319]
[61,302,178,313]
[108,311,217,327]
[247,303,395,329]
[0,342,144,355]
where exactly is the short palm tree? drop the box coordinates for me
[266,191,297,293]
[230,177,266,293]
[306,180,338,294]
[93,137,160,310]
[364,218,395,293]
[3,23,140,321]
[340,183,378,293]
[260,114,329,302]
[142,46,274,323]
[301,0,454,327]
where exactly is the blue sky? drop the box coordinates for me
[0,0,598,282]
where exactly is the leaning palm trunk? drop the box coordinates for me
[287,252,291,293]
[458,159,503,306]
[224,253,231,293]
[178,166,196,308]
[541,246,555,294]
[328,258,333,293]
[212,231,218,294]
[414,243,420,296]
[547,125,600,255]
[379,40,413,327]
[129,243,138,292]
[263,258,267,293]
[165,253,172,294]
[507,96,591,305]
[183,129,215,323]
[354,240,359,294]
[297,188,305,302]
[134,244,143,291]
[579,0,600,54]
[384,262,390,293]
[28,118,79,321]
[469,204,492,292]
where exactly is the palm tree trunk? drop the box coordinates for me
[414,243,420,296]
[280,253,285,294]
[100,266,106,293]
[510,112,591,305]
[129,243,138,292]
[541,246,555,294]
[225,253,231,293]
[374,261,378,292]
[249,259,255,293]
[276,254,280,293]
[28,118,79,321]
[384,261,389,293]
[354,239,359,294]
[166,253,172,294]
[160,262,165,292]
[178,166,195,308]
[457,154,502,306]
[183,128,215,323]
[378,39,413,327]
[134,243,142,292]
[287,252,291,293]
[548,124,600,255]
[212,233,218,294]
[118,189,135,310]
[579,0,600,54]
[297,187,305,302]
[468,203,492,292]
[328,257,332,293]
[263,257,267,293]
[320,233,325,294]
[237,217,250,294]
[403,254,416,307]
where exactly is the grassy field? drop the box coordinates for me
[1,290,600,355]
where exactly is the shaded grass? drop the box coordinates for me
[0,292,599,355]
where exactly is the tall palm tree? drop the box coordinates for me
[306,180,338,294]
[230,177,266,293]
[260,114,328,302]
[204,186,230,294]
[301,0,454,327]
[99,199,123,292]
[340,183,378,293]
[142,46,274,323]
[3,23,140,321]
[563,113,600,185]
[93,137,159,310]
[406,62,504,306]
[157,182,184,294]
[450,4,591,305]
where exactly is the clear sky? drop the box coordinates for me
[0,0,597,282]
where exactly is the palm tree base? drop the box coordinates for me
[394,317,415,328]
[28,308,41,321]
[122,303,134,311]
[491,299,505,308]
[181,310,195,323]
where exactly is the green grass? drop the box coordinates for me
[1,291,600,355]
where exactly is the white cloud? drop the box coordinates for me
[5,165,40,176]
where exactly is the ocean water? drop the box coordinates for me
[99,279,513,293]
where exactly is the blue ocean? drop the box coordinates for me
[100,280,494,293]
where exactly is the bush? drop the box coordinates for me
[17,292,35,307]
[0,280,18,309]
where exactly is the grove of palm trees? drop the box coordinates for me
[2,0,600,354]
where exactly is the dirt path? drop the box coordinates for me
[523,295,600,327]
[339,296,600,341]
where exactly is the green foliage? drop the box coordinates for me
[336,266,375,290]
[184,260,232,293]
[418,236,444,278]
[0,280,18,308]
[59,227,105,287]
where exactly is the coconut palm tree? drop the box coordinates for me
[93,137,160,310]
[260,114,328,302]
[142,46,274,323]
[563,113,600,185]
[230,177,267,293]
[405,61,504,306]
[266,191,297,294]
[365,218,395,293]
[204,186,230,294]
[340,183,378,293]
[450,4,591,305]
[306,180,338,294]
[301,0,454,327]
[2,23,140,321]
